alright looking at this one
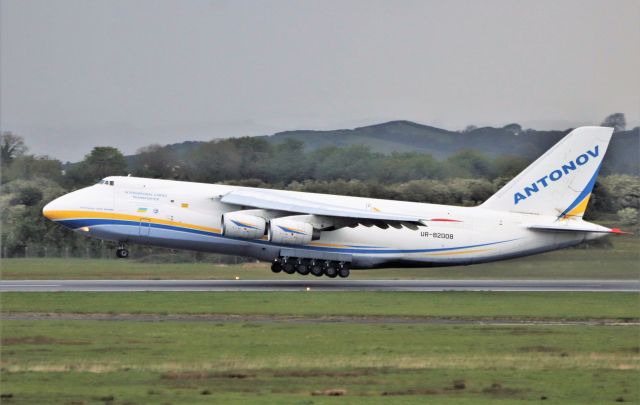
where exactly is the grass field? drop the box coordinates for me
[1,234,638,280]
[1,320,638,404]
[2,291,639,320]
[1,291,639,403]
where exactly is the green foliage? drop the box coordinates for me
[395,180,454,204]
[599,175,640,211]
[0,132,27,167]
[260,138,309,183]
[65,146,127,187]
[11,186,43,206]
[1,179,65,255]
[378,152,444,182]
[0,178,106,257]
[133,144,179,178]
[133,136,540,184]
[493,155,529,178]
[617,208,638,225]
[601,112,626,132]
[1,155,63,184]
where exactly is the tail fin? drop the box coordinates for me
[481,126,614,219]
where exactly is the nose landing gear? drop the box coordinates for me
[115,244,129,259]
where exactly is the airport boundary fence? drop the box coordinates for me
[0,242,252,264]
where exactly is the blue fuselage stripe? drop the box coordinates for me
[57,218,517,254]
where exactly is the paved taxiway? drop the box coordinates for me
[1,279,638,292]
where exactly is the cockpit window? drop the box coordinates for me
[109,181,114,186]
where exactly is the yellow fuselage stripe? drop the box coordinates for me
[423,248,492,257]
[309,242,347,248]
[43,210,222,234]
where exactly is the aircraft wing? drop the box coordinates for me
[220,188,424,223]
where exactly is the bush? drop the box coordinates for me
[617,208,638,225]
[13,186,43,206]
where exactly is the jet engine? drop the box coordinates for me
[221,212,266,239]
[268,218,314,245]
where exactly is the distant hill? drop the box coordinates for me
[129,121,640,175]
[264,121,459,157]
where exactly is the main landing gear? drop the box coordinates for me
[115,244,129,259]
[271,257,351,278]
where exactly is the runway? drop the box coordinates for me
[1,279,638,292]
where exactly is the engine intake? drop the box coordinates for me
[221,212,266,239]
[268,218,314,245]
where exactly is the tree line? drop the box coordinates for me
[1,131,638,258]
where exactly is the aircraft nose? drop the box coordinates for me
[42,196,63,220]
[42,184,114,223]
[42,202,52,219]
[42,192,76,221]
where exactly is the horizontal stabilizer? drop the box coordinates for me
[609,228,632,235]
[526,224,629,234]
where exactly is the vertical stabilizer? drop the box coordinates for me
[481,126,614,219]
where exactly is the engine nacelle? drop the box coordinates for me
[221,212,266,239]
[268,218,314,245]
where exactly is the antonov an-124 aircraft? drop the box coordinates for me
[43,126,626,278]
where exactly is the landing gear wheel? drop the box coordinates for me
[282,261,296,274]
[310,261,323,277]
[296,261,310,275]
[324,262,338,278]
[271,262,282,273]
[338,263,350,278]
[116,248,129,259]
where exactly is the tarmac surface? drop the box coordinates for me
[1,279,638,292]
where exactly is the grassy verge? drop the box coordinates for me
[1,319,638,404]
[2,289,638,403]
[1,291,638,320]
[1,235,638,280]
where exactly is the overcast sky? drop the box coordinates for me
[1,0,638,161]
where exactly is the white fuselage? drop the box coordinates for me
[43,176,605,269]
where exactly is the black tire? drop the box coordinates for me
[116,248,129,259]
[296,264,310,275]
[338,266,350,278]
[310,262,323,277]
[271,262,282,273]
[282,262,295,274]
[324,264,338,278]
